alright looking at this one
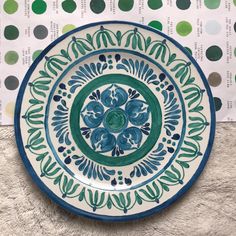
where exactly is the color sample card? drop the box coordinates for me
[0,0,235,125]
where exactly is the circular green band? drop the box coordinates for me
[70,74,162,167]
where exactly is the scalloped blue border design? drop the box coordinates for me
[14,21,216,222]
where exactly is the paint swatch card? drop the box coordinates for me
[0,0,235,125]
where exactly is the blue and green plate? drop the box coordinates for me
[15,21,215,221]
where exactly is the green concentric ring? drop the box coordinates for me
[70,74,162,166]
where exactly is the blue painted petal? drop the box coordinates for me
[81,101,104,128]
[117,127,142,151]
[125,99,150,126]
[90,128,116,153]
[101,84,128,108]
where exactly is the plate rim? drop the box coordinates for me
[14,20,216,222]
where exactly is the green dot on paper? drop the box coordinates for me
[176,0,191,10]
[90,0,105,14]
[208,72,222,87]
[234,0,236,6]
[4,51,19,65]
[4,75,19,90]
[148,20,163,31]
[206,45,223,61]
[184,47,192,55]
[148,0,163,10]
[32,50,43,61]
[62,24,76,34]
[176,21,192,36]
[4,25,19,40]
[4,0,18,14]
[118,0,134,11]
[62,0,77,13]
[214,97,222,111]
[32,0,47,14]
[204,0,221,9]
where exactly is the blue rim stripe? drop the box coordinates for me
[14,21,216,222]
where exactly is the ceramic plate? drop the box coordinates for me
[15,21,215,221]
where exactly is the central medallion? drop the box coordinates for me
[70,74,162,166]
[104,108,128,133]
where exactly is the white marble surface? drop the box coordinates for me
[0,124,236,236]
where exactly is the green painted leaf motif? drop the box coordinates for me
[170,63,185,72]
[155,46,163,59]
[94,190,99,205]
[42,156,52,172]
[32,86,47,98]
[78,187,85,201]
[126,192,131,207]
[160,176,177,183]
[97,192,105,206]
[184,77,195,86]
[53,173,63,185]
[190,106,204,112]
[104,32,115,46]
[47,167,61,177]
[116,30,122,45]
[96,33,101,48]
[29,99,44,105]
[68,184,79,195]
[107,195,113,209]
[146,185,155,197]
[72,43,79,58]
[165,171,178,180]
[29,130,41,143]
[161,46,166,63]
[86,33,92,43]
[149,43,159,56]
[160,182,170,192]
[47,62,58,76]
[176,160,190,169]
[28,106,43,116]
[31,137,44,146]
[171,165,181,179]
[112,194,123,208]
[80,41,92,51]
[66,179,74,193]
[152,182,160,197]
[88,189,93,204]
[76,43,86,55]
[176,67,185,79]
[119,193,126,207]
[167,53,176,66]
[39,70,51,78]
[137,34,143,50]
[135,191,143,205]
[50,61,63,71]
[180,69,188,83]
[132,35,137,50]
[139,188,153,199]
[125,33,132,47]
[36,152,48,161]
[102,33,108,47]
[185,92,198,101]
[62,175,68,192]
[145,36,151,49]
[189,127,204,135]
[60,49,71,61]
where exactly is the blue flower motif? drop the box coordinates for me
[125,100,150,126]
[81,101,104,128]
[80,84,151,156]
[101,84,128,107]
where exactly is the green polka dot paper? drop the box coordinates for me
[0,0,235,125]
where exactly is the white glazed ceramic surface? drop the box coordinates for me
[15,21,215,221]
